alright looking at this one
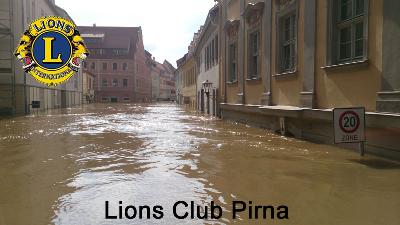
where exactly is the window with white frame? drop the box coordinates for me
[229,42,238,82]
[279,13,296,73]
[248,30,260,79]
[332,0,367,64]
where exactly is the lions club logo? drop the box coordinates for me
[15,16,89,86]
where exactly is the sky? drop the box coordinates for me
[56,0,216,67]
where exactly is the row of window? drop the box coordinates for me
[228,0,367,81]
[183,66,196,87]
[84,61,129,72]
[88,48,129,56]
[203,35,219,71]
[102,78,129,87]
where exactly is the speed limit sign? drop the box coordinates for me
[333,108,365,144]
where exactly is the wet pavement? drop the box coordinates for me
[0,103,399,225]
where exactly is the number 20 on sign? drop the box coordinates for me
[333,108,366,144]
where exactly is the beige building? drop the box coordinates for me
[0,0,83,115]
[177,54,197,109]
[149,56,176,101]
[218,0,400,159]
[177,30,202,109]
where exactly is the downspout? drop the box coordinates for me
[222,0,227,104]
[241,0,246,104]
[22,0,28,115]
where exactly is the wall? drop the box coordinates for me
[181,57,197,109]
[314,0,383,112]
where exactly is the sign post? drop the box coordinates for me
[333,107,366,156]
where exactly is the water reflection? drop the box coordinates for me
[0,103,399,225]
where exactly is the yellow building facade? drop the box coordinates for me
[218,0,400,159]
[180,56,197,109]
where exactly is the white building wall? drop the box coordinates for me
[196,29,219,116]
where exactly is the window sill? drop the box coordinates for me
[226,80,238,85]
[322,59,369,71]
[245,77,262,83]
[273,70,297,79]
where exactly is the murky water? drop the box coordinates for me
[0,103,399,225]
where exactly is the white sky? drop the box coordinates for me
[55,0,216,67]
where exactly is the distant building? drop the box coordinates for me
[78,25,151,103]
[158,60,176,101]
[0,0,83,115]
[146,52,176,101]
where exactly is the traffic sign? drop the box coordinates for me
[333,107,365,144]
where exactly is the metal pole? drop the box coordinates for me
[207,92,210,114]
[359,142,365,157]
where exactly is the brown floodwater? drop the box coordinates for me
[0,103,399,225]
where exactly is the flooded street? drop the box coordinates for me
[0,103,399,225]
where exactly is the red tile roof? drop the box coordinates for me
[77,26,141,59]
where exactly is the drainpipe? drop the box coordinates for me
[222,0,227,104]
[241,0,246,104]
[21,0,28,115]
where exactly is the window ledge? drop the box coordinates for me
[322,59,369,71]
[273,70,297,79]
[226,80,238,85]
[246,77,262,82]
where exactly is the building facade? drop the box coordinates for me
[149,57,176,101]
[179,55,197,109]
[195,5,220,116]
[176,29,203,109]
[175,57,184,105]
[216,0,400,159]
[78,25,151,103]
[0,0,83,115]
[159,60,176,101]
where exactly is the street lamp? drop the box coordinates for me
[202,80,213,94]
[202,80,213,114]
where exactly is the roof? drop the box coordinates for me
[163,60,176,73]
[45,0,60,16]
[55,5,74,23]
[78,26,141,59]
[145,50,152,58]
[194,4,220,55]
[176,54,187,69]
